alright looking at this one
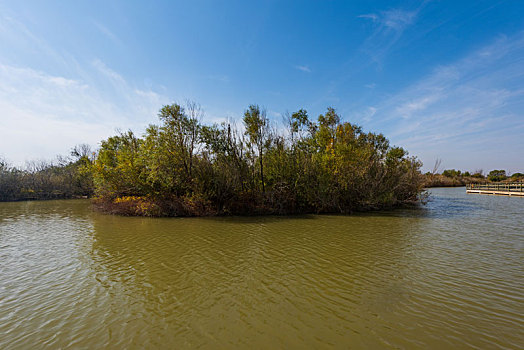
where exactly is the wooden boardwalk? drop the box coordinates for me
[466,182,524,197]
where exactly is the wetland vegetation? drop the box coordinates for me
[91,103,423,216]
[2,103,521,215]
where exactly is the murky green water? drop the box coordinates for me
[0,187,522,349]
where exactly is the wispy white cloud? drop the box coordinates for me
[395,94,442,119]
[294,65,311,73]
[93,21,122,46]
[363,33,524,171]
[357,14,378,22]
[207,74,230,83]
[359,7,422,64]
[0,7,173,166]
[381,9,417,31]
[0,14,68,68]
[0,62,167,165]
[359,9,416,31]
[92,58,127,85]
[362,106,377,122]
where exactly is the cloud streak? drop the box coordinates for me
[359,9,416,31]
[359,6,423,64]
[0,11,169,165]
[294,65,311,73]
[363,33,524,172]
[0,62,167,165]
[93,21,122,46]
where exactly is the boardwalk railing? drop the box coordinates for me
[466,182,524,193]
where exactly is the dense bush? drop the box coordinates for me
[511,172,524,181]
[423,168,524,188]
[488,169,507,182]
[92,103,424,216]
[0,145,94,201]
[442,169,461,178]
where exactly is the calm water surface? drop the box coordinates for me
[0,187,522,349]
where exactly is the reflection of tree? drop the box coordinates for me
[88,213,422,347]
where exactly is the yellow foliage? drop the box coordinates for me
[114,196,143,203]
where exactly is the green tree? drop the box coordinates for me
[89,102,425,216]
[93,131,144,198]
[511,172,524,180]
[488,169,507,182]
[442,169,461,178]
[243,105,270,193]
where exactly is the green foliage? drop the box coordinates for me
[442,169,461,178]
[511,172,524,180]
[92,103,424,216]
[471,172,485,179]
[93,131,146,198]
[243,104,270,192]
[488,169,507,182]
[0,145,95,201]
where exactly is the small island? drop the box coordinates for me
[0,103,425,216]
[2,103,521,216]
[1,2,523,348]
[94,103,424,216]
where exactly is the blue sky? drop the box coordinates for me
[0,0,523,173]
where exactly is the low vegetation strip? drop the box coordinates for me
[0,147,93,201]
[423,169,523,188]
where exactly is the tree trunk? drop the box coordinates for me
[259,149,265,193]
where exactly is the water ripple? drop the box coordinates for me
[0,190,523,349]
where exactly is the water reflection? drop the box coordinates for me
[0,188,522,349]
[88,210,427,348]
[0,200,98,349]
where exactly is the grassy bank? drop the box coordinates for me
[423,173,523,188]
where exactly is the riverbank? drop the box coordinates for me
[423,174,484,188]
[93,192,423,217]
[423,173,524,188]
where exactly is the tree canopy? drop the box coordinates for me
[91,103,424,216]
